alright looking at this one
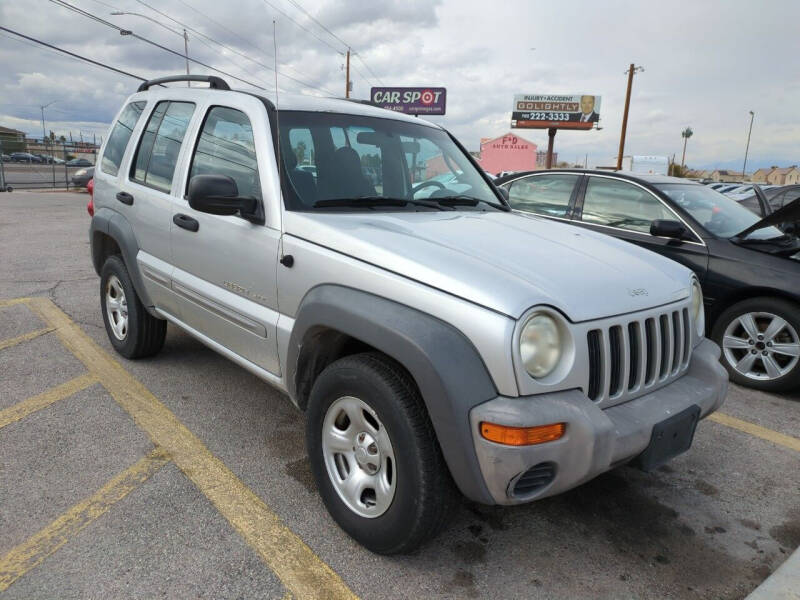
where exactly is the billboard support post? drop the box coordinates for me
[546,128,557,169]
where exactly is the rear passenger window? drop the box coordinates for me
[101,101,146,176]
[581,177,674,233]
[131,101,194,193]
[188,106,261,201]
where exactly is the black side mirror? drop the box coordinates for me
[187,174,257,217]
[650,219,688,240]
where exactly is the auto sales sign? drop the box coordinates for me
[511,94,601,130]
[370,87,447,115]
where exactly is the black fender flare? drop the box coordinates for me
[287,284,497,504]
[89,207,154,308]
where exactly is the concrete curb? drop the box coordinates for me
[746,546,800,599]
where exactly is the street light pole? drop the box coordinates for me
[616,64,644,170]
[742,111,754,179]
[111,11,189,83]
[183,28,190,85]
[40,100,56,146]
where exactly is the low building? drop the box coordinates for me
[751,167,773,183]
[767,167,793,185]
[477,133,537,175]
[783,167,800,185]
[711,169,740,182]
[0,126,26,154]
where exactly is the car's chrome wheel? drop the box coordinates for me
[105,274,128,341]
[321,395,396,518]
[722,311,800,381]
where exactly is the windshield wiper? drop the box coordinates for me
[313,196,448,210]
[428,195,511,211]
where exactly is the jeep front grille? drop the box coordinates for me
[587,307,691,404]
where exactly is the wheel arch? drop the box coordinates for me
[287,285,497,504]
[707,287,800,329]
[90,207,154,309]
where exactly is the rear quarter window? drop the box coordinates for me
[100,101,146,176]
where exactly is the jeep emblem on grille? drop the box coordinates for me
[628,288,648,297]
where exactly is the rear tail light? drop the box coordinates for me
[87,179,94,216]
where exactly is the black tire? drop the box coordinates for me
[306,352,457,554]
[100,254,166,359]
[711,296,800,392]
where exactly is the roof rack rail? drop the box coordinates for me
[137,75,230,92]
[343,98,381,109]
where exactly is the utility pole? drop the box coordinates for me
[681,126,693,169]
[345,47,351,98]
[742,111,754,179]
[616,63,644,170]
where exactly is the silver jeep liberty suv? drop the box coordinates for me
[90,75,728,554]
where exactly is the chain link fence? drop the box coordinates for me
[0,139,98,191]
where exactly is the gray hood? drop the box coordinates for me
[284,210,690,321]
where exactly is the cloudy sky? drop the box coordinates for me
[1,0,798,169]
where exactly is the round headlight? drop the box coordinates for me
[691,279,705,337]
[520,313,562,378]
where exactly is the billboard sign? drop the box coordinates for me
[370,87,446,115]
[511,94,601,130]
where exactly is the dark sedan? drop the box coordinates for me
[70,166,94,187]
[9,152,42,163]
[496,169,800,392]
[66,158,93,167]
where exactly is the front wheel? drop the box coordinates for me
[711,297,800,392]
[306,353,456,554]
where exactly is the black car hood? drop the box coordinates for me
[735,196,800,239]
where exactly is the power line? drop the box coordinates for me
[353,53,384,86]
[131,0,334,95]
[0,26,147,81]
[284,0,348,49]
[48,0,268,91]
[259,0,345,56]
[281,0,385,86]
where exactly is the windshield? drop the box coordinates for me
[655,183,783,240]
[277,111,502,210]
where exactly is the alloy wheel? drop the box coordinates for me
[722,311,800,381]
[105,274,129,341]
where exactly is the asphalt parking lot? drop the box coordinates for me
[1,190,798,599]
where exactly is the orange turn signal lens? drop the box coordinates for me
[479,422,566,446]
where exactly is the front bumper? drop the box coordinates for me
[470,338,728,505]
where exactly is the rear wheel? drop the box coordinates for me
[100,255,166,359]
[306,352,456,554]
[712,297,800,392]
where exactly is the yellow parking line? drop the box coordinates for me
[0,298,31,309]
[0,327,55,351]
[0,373,99,429]
[0,448,170,592]
[25,296,358,600]
[709,412,800,453]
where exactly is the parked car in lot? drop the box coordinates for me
[90,75,727,553]
[71,166,94,187]
[1,154,9,162]
[496,169,800,392]
[10,152,42,163]
[67,157,93,167]
[737,185,800,219]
